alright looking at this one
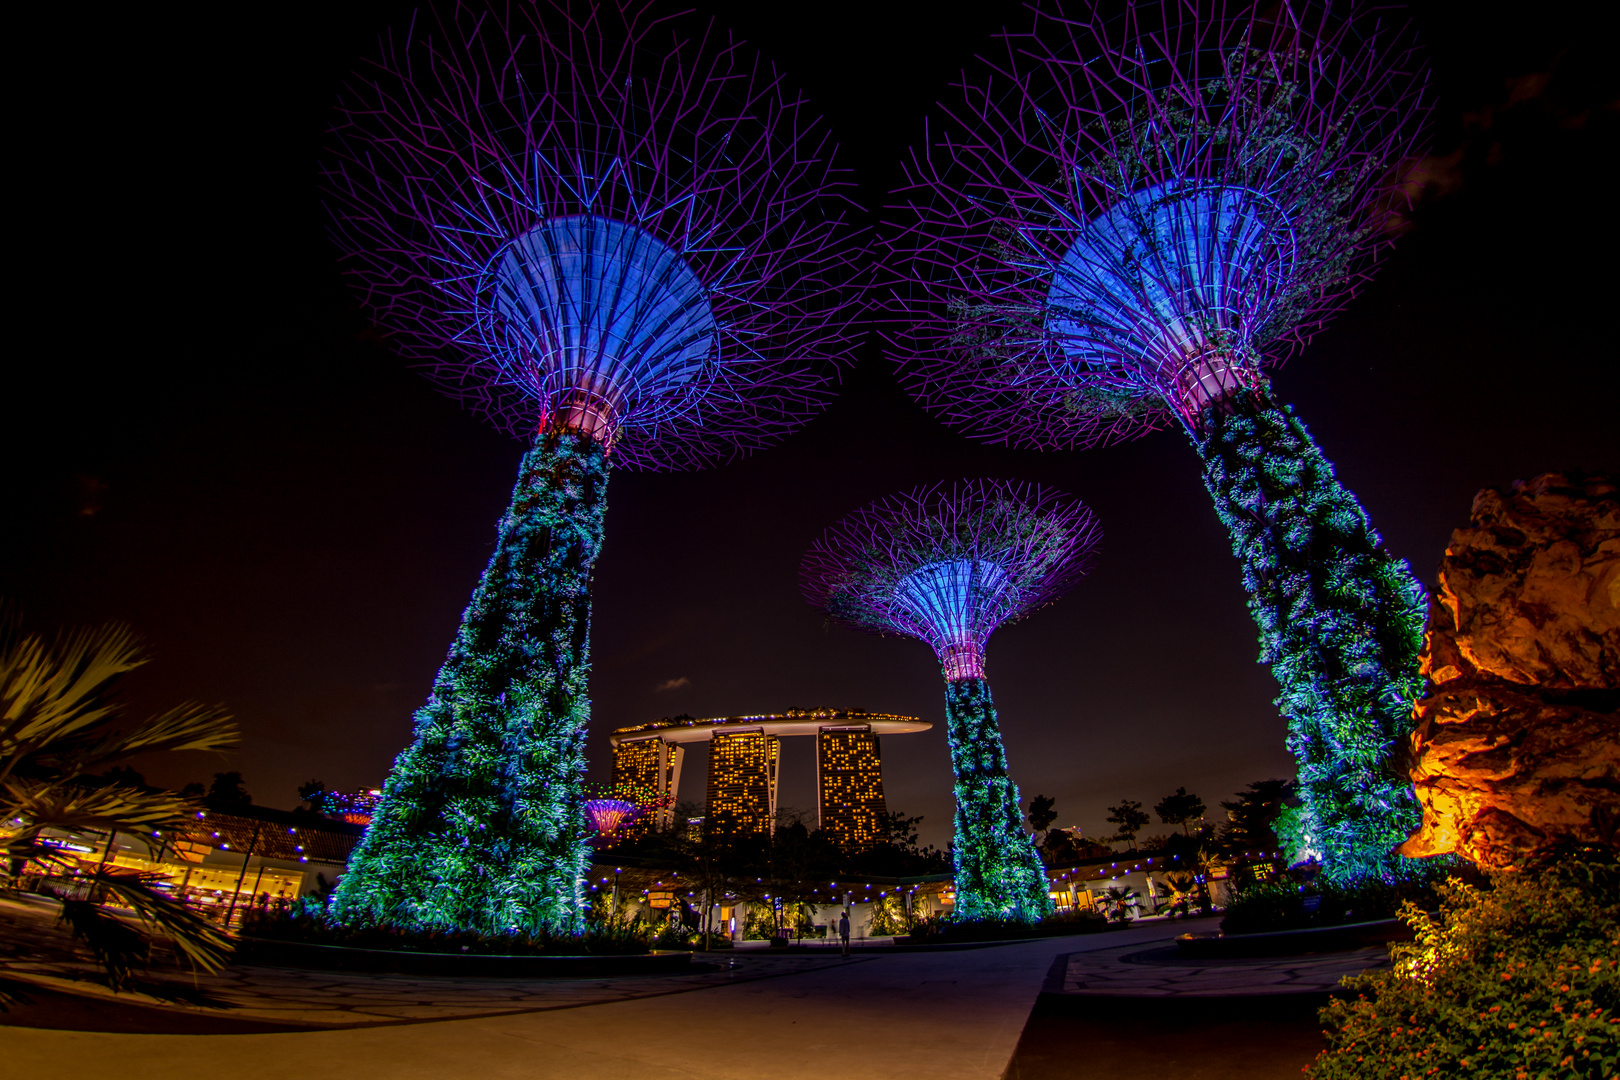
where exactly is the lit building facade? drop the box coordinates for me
[608,709,929,843]
[610,736,684,833]
[21,800,363,929]
[817,726,888,851]
[705,730,781,838]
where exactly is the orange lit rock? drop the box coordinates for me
[1399,473,1620,869]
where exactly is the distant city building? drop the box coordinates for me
[706,729,781,838]
[608,709,930,842]
[817,726,888,852]
[610,737,685,834]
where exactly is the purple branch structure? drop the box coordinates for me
[584,798,641,845]
[885,0,1433,880]
[323,1,864,935]
[886,0,1427,446]
[803,481,1102,921]
[327,1,861,465]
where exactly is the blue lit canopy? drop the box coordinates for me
[886,0,1430,449]
[323,0,865,471]
[1045,182,1296,408]
[893,559,1014,678]
[803,481,1101,681]
[486,214,718,442]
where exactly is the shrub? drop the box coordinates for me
[742,900,819,940]
[741,904,773,940]
[1042,908,1109,933]
[867,895,910,936]
[650,920,690,950]
[905,909,1107,943]
[1307,848,1619,1079]
[1220,867,1449,935]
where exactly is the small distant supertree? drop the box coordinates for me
[583,798,641,846]
[802,481,1101,922]
[887,0,1430,882]
[323,2,862,936]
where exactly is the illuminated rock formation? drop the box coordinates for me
[1400,473,1619,869]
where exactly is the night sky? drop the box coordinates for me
[6,1,1613,849]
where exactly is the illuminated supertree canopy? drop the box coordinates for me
[886,0,1430,882]
[803,481,1101,921]
[324,1,863,936]
[584,798,641,843]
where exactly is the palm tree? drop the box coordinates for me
[1,607,238,991]
[1156,871,1199,918]
[1102,885,1139,924]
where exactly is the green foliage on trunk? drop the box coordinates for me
[1194,383,1426,883]
[942,676,1052,923]
[330,432,606,936]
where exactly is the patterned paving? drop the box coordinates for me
[3,890,1391,1036]
[0,892,880,1028]
[2,950,873,1028]
[1044,940,1391,997]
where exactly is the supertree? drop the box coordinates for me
[583,797,640,846]
[802,481,1102,921]
[322,2,862,935]
[885,0,1431,882]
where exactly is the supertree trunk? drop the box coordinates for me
[330,432,606,935]
[942,676,1053,922]
[1193,383,1426,882]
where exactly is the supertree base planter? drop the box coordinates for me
[330,433,606,936]
[944,678,1051,922]
[1196,384,1426,882]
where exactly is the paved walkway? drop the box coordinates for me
[2,915,1390,1079]
[1045,939,1391,997]
[2,951,864,1028]
[3,926,1175,1080]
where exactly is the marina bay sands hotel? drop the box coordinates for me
[609,709,930,850]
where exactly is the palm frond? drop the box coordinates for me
[1,605,236,789]
[2,779,201,837]
[111,702,238,757]
[0,621,145,747]
[2,836,83,870]
[1,605,240,992]
[55,896,150,991]
[85,869,235,974]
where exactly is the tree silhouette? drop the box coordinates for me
[1105,799,1151,850]
[296,778,328,815]
[1155,788,1206,836]
[1221,779,1297,854]
[206,771,250,804]
[1027,794,1058,843]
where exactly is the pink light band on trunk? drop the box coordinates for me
[939,643,987,681]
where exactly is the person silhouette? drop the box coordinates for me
[839,910,851,957]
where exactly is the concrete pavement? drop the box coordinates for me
[3,923,1186,1080]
